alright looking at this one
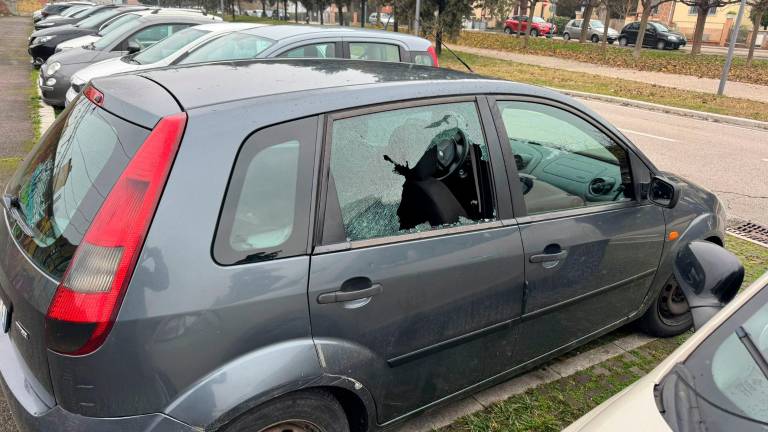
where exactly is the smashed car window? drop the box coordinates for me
[329,102,496,242]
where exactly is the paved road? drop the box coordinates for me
[581,98,768,226]
[0,15,32,432]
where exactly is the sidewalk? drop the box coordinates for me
[452,45,768,103]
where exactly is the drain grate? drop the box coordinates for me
[727,221,768,246]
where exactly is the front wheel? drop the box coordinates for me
[530,29,538,37]
[504,27,512,34]
[223,390,350,432]
[637,275,692,337]
[591,34,599,43]
[656,40,666,50]
[618,36,628,46]
[563,32,570,41]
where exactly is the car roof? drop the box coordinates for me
[119,59,517,110]
[192,22,263,32]
[240,25,430,48]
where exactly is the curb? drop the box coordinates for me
[391,332,656,432]
[36,85,55,133]
[555,88,768,131]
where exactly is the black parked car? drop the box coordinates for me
[619,21,687,50]
[29,6,147,66]
[33,1,93,23]
[1,59,728,432]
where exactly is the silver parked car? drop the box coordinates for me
[563,19,619,43]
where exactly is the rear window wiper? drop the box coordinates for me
[736,326,768,380]
[2,194,39,237]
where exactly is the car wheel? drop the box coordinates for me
[656,40,666,50]
[637,275,692,337]
[608,39,615,44]
[531,29,538,37]
[563,32,570,41]
[591,34,599,43]
[504,27,512,34]
[619,37,628,46]
[222,390,350,432]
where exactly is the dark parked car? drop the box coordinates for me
[33,4,116,30]
[32,1,93,23]
[619,21,687,50]
[28,6,148,66]
[38,12,221,107]
[1,59,727,432]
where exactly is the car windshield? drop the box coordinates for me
[61,6,88,17]
[590,20,604,28]
[92,18,142,50]
[97,12,139,36]
[75,8,120,29]
[662,281,768,430]
[532,16,546,23]
[177,31,274,64]
[131,27,209,65]
[653,22,670,32]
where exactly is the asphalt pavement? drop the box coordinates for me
[580,98,768,226]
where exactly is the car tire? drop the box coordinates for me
[656,40,666,50]
[531,29,538,37]
[222,390,350,432]
[618,36,628,46]
[504,27,512,34]
[563,32,570,41]
[636,275,692,337]
[591,34,599,43]
[608,39,615,44]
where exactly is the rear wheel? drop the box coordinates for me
[223,390,350,432]
[637,275,692,337]
[619,36,628,46]
[504,26,512,34]
[531,29,539,37]
[563,32,570,41]
[591,34,599,43]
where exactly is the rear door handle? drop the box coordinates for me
[317,283,383,304]
[530,250,568,263]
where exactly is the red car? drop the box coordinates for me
[504,15,556,37]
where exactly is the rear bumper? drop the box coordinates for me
[0,333,196,432]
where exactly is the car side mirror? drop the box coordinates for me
[649,176,680,208]
[674,240,744,330]
[126,40,141,54]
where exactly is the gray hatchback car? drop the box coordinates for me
[1,60,726,432]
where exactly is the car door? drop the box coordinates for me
[571,19,582,39]
[308,97,526,424]
[489,96,665,364]
[644,25,658,46]
[627,22,639,43]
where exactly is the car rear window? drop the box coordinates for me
[7,96,149,279]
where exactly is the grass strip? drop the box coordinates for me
[439,50,768,123]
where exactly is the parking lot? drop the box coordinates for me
[1,9,768,432]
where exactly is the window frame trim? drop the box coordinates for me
[341,39,408,62]
[273,39,343,59]
[313,95,509,253]
[487,94,652,221]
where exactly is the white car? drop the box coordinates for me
[368,12,391,25]
[55,8,221,53]
[566,266,768,432]
[66,22,262,105]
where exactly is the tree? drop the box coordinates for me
[475,0,516,21]
[600,0,631,48]
[523,0,540,46]
[680,0,740,54]
[417,0,474,54]
[747,0,768,65]
[578,0,601,42]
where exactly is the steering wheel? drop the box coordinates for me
[433,128,470,180]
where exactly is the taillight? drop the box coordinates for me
[83,85,104,106]
[45,112,187,355]
[428,45,439,68]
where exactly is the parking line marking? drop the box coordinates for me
[619,129,678,143]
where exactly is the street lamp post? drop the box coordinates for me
[414,0,421,35]
[718,0,748,95]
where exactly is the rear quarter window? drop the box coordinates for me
[7,96,149,279]
[213,117,318,266]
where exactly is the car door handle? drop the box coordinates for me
[530,250,568,263]
[317,283,383,304]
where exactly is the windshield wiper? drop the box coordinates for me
[736,326,768,380]
[2,194,38,237]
